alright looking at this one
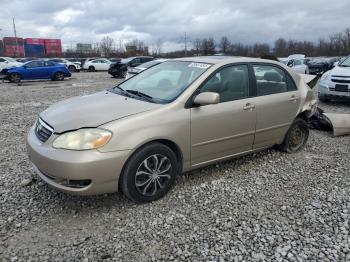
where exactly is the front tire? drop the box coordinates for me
[68,65,76,72]
[121,70,127,78]
[280,118,309,153]
[89,66,95,72]
[120,143,179,203]
[9,73,21,83]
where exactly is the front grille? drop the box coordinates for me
[35,118,54,142]
[331,75,350,84]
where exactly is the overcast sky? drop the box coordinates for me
[0,0,349,52]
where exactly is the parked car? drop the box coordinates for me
[48,58,81,72]
[83,58,112,71]
[126,59,167,79]
[66,58,85,66]
[307,58,330,75]
[27,56,317,202]
[81,57,102,67]
[4,60,71,83]
[318,55,350,102]
[278,55,309,74]
[108,56,154,78]
[0,57,23,72]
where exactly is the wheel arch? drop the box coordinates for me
[118,138,183,191]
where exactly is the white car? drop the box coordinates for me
[318,55,350,102]
[48,58,81,72]
[279,55,309,74]
[0,57,23,72]
[83,58,112,71]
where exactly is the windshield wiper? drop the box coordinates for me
[110,86,131,96]
[125,89,154,102]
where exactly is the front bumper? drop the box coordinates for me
[318,81,350,100]
[26,126,131,195]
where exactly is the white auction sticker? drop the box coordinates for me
[188,63,211,69]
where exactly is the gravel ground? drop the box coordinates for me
[0,72,350,261]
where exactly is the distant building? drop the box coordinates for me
[76,43,92,54]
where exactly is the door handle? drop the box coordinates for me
[243,103,255,110]
[289,95,299,102]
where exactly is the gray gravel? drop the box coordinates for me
[0,72,350,261]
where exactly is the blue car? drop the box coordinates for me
[4,60,71,83]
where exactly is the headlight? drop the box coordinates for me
[53,128,112,150]
[321,71,331,81]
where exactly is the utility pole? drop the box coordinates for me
[184,32,187,56]
[13,18,19,57]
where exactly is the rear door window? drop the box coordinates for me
[253,65,290,96]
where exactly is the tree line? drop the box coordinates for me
[63,27,350,58]
[165,27,350,58]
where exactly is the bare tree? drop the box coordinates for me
[153,39,163,56]
[201,38,215,55]
[219,36,231,54]
[193,38,202,56]
[100,36,114,57]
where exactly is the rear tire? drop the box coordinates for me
[120,143,179,203]
[280,118,309,153]
[9,73,21,83]
[53,72,64,81]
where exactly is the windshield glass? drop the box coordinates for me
[339,56,350,67]
[113,61,211,103]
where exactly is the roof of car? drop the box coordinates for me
[174,56,281,65]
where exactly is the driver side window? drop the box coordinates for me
[199,65,249,103]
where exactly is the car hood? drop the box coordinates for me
[40,91,162,133]
[329,66,350,76]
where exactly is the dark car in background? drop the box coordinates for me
[126,59,167,79]
[108,56,154,78]
[307,58,330,75]
[3,60,71,83]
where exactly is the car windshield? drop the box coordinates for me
[339,56,350,67]
[112,61,212,103]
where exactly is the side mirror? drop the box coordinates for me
[5,61,9,64]
[287,60,294,67]
[193,92,220,106]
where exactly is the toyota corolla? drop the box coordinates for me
[27,57,317,203]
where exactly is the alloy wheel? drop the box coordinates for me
[135,154,172,197]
